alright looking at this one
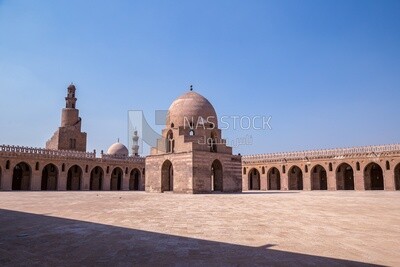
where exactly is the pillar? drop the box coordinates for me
[303,172,311,191]
[281,171,288,191]
[103,173,111,191]
[58,171,67,191]
[260,172,267,191]
[31,170,41,190]
[354,170,364,191]
[2,169,12,190]
[82,173,90,191]
[123,172,130,191]
[384,170,395,191]
[327,171,336,191]
[242,174,249,191]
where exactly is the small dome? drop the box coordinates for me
[167,91,218,128]
[107,142,129,157]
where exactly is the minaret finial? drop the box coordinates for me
[190,85,193,91]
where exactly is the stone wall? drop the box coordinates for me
[0,145,145,191]
[242,144,400,191]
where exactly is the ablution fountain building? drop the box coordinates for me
[0,84,399,192]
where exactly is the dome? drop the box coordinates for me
[166,91,218,128]
[107,142,129,157]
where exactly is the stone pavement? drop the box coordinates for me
[0,191,399,266]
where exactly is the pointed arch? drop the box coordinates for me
[336,163,354,190]
[12,162,31,190]
[267,167,281,190]
[67,165,82,190]
[161,160,173,192]
[364,163,384,190]
[90,166,103,190]
[166,130,174,153]
[129,168,141,191]
[110,167,123,190]
[248,168,260,190]
[41,163,58,190]
[288,165,303,190]
[311,165,327,190]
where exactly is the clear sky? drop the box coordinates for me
[0,0,399,156]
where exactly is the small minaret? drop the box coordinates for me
[65,84,77,108]
[46,83,87,151]
[132,130,140,156]
[61,84,80,128]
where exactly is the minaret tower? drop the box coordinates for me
[46,84,87,151]
[132,130,140,156]
[61,84,79,127]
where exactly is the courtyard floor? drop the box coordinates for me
[0,191,399,266]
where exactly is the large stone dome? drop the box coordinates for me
[166,91,218,128]
[107,142,129,157]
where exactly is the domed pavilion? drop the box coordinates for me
[145,88,242,193]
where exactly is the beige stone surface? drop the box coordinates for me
[0,191,399,266]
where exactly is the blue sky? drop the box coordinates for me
[0,0,399,155]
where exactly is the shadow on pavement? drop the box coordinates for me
[0,209,378,266]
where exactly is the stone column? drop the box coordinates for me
[354,170,364,191]
[2,169,12,190]
[303,172,311,191]
[384,170,395,191]
[327,171,336,191]
[141,172,145,191]
[122,172,130,191]
[82,173,90,191]
[260,172,267,191]
[58,171,67,191]
[31,170,41,191]
[103,173,111,191]
[242,174,249,191]
[281,170,288,191]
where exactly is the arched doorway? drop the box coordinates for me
[211,159,223,191]
[364,163,384,190]
[267,167,281,190]
[12,162,31,190]
[288,166,303,190]
[41,164,58,190]
[110,167,123,190]
[336,163,354,190]
[161,160,173,192]
[248,168,260,190]
[311,165,327,190]
[395,163,400,191]
[129,168,141,191]
[90,166,103,190]
[67,165,82,190]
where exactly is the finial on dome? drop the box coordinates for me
[190,85,193,91]
[117,138,120,143]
